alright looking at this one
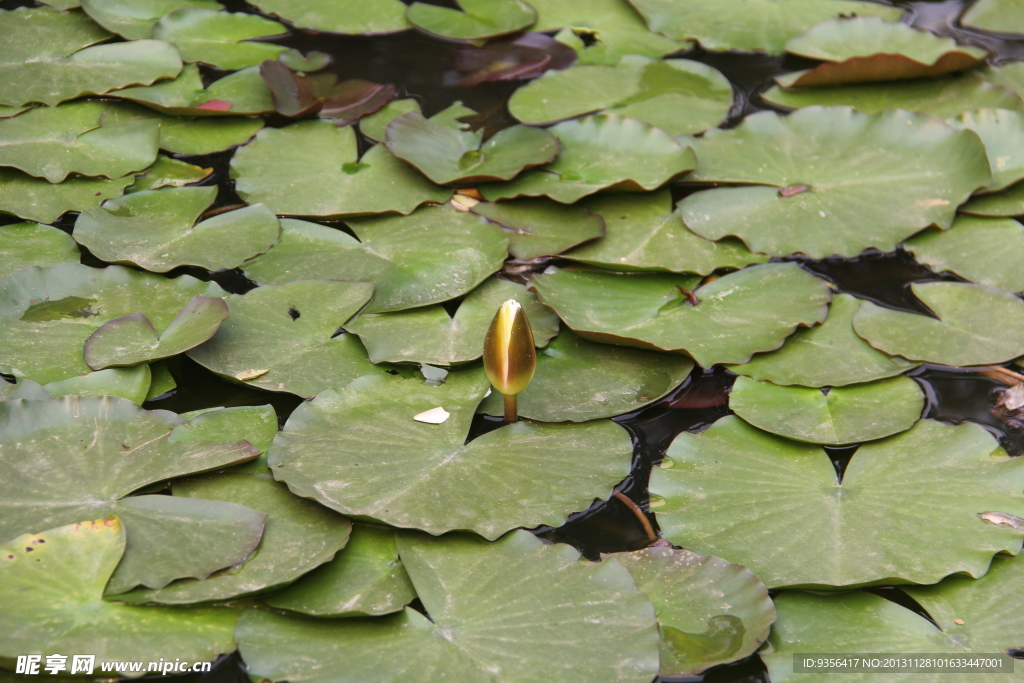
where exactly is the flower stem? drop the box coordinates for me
[613,491,657,544]
[503,394,518,424]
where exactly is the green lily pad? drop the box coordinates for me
[385,112,559,184]
[729,376,925,445]
[172,405,278,457]
[359,98,421,143]
[608,547,775,677]
[477,328,694,422]
[0,518,238,666]
[346,277,559,365]
[187,280,382,398]
[80,0,225,40]
[407,0,536,40]
[0,264,226,384]
[778,18,988,88]
[563,189,767,274]
[482,114,697,204]
[0,101,159,183]
[74,186,280,273]
[153,9,287,71]
[0,222,80,279]
[241,211,507,313]
[679,107,991,258]
[279,48,332,72]
[471,198,605,259]
[83,296,229,370]
[947,109,1024,192]
[0,168,135,224]
[231,120,452,216]
[269,370,634,539]
[264,523,416,617]
[112,64,275,117]
[0,8,183,107]
[100,102,265,155]
[509,55,733,135]
[728,293,918,387]
[41,365,154,405]
[960,179,1024,216]
[962,0,1024,35]
[119,473,352,604]
[627,0,900,53]
[126,155,213,192]
[248,0,410,34]
[651,416,1024,588]
[530,263,831,367]
[904,216,1024,292]
[146,360,177,400]
[852,281,1024,366]
[237,530,659,682]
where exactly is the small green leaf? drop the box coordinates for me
[904,215,1024,292]
[153,9,287,70]
[407,0,536,40]
[472,198,605,259]
[80,0,225,40]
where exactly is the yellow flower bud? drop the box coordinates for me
[483,299,536,401]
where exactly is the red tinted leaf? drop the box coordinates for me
[196,99,233,111]
[455,33,576,87]
[320,81,397,126]
[259,59,322,117]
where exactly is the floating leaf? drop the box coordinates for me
[946,108,1024,192]
[407,0,536,40]
[962,0,1024,35]
[112,64,275,117]
[904,216,1024,292]
[231,120,452,216]
[153,9,287,70]
[269,371,634,538]
[679,107,991,258]
[482,114,697,204]
[264,523,416,617]
[0,222,79,279]
[146,361,177,400]
[454,32,576,87]
[608,547,775,677]
[172,405,278,457]
[0,169,134,224]
[471,198,604,259]
[241,211,507,313]
[258,60,395,123]
[80,0,225,40]
[531,263,831,367]
[728,293,918,387]
[279,48,331,72]
[126,155,213,192]
[347,278,558,365]
[238,530,659,682]
[650,416,1024,588]
[248,0,410,34]
[187,280,382,398]
[100,102,264,155]
[359,98,421,143]
[477,328,693,422]
[74,186,280,273]
[39,365,154,405]
[509,55,733,135]
[960,179,1024,216]
[853,281,1024,366]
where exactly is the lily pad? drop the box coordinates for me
[0,8,183,107]
[960,179,1024,216]
[947,108,1024,192]
[509,55,733,135]
[0,169,135,224]
[279,48,332,72]
[385,112,559,184]
[482,114,697,204]
[626,0,901,53]
[471,198,605,259]
[962,0,1024,35]
[231,120,452,216]
[264,523,416,617]
[153,9,287,71]
[0,518,239,666]
[74,186,280,273]
[258,59,395,123]
[346,278,559,365]
[359,98,421,143]
[240,211,508,313]
[608,547,775,677]
[187,280,382,398]
[112,64,275,117]
[564,189,767,274]
[40,365,154,405]
[651,416,1024,588]
[679,107,991,258]
[269,371,634,539]
[100,102,265,155]
[0,264,226,384]
[248,0,410,34]
[126,155,213,192]
[0,101,159,183]
[852,281,1024,366]
[530,262,831,367]
[778,18,988,88]
[146,360,177,400]
[80,0,225,40]
[406,0,536,40]
[728,293,918,387]
[477,328,694,422]
[904,216,1024,292]
[454,32,576,87]
[172,405,278,457]
[237,530,659,682]
[0,222,80,279]
[729,375,925,445]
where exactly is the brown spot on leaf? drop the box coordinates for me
[779,185,809,198]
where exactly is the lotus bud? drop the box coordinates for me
[483,299,536,423]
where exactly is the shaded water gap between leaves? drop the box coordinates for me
[897,0,1024,63]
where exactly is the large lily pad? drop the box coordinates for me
[904,216,1024,292]
[608,547,775,677]
[650,416,1024,588]
[269,371,634,539]
[530,263,831,367]
[961,179,1024,216]
[962,0,1024,35]
[153,9,287,71]
[241,211,508,313]
[80,0,225,40]
[74,186,280,273]
[112,64,275,117]
[0,101,159,183]
[471,198,605,259]
[231,120,452,216]
[852,281,1024,366]
[0,222,80,279]
[100,100,264,155]
[346,278,559,365]
[406,0,536,40]
[28,366,154,406]
[729,375,925,445]
[0,8,183,107]
[0,519,238,666]
[728,293,918,387]
[482,114,697,204]
[679,107,991,258]
[509,55,733,135]
[187,280,382,398]
[947,108,1024,192]
[250,0,409,34]
[0,264,225,384]
[238,530,660,682]
[0,169,135,224]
